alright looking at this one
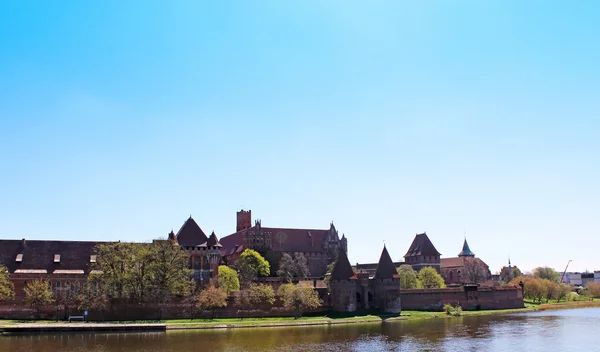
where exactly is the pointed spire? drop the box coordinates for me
[458,238,475,257]
[330,248,355,281]
[207,231,223,248]
[374,246,398,279]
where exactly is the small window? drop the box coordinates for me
[90,255,97,263]
[54,254,61,263]
[15,253,23,262]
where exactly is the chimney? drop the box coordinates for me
[21,238,26,247]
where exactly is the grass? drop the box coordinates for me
[4,300,599,330]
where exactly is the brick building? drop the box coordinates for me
[219,210,347,277]
[0,216,223,300]
[440,239,491,285]
[404,232,442,273]
[329,246,401,313]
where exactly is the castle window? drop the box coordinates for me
[90,255,97,263]
[16,253,23,262]
[54,254,61,263]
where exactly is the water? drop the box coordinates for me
[2,308,599,352]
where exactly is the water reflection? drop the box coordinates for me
[2,308,599,352]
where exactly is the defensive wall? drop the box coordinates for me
[399,285,524,311]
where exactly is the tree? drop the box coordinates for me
[543,279,559,302]
[587,282,600,298]
[418,267,445,289]
[24,279,54,318]
[556,284,572,303]
[293,254,310,279]
[218,265,240,295]
[149,239,194,305]
[463,259,489,284]
[0,265,15,301]
[237,249,270,287]
[277,253,296,282]
[278,283,321,319]
[195,285,228,320]
[249,283,276,316]
[512,267,522,279]
[324,260,336,292]
[92,240,194,307]
[397,265,419,289]
[77,275,110,321]
[533,267,560,283]
[512,276,547,303]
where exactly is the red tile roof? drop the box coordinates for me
[404,233,441,257]
[441,257,488,269]
[207,232,222,248]
[374,246,400,279]
[175,217,209,247]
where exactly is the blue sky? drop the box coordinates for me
[1,1,599,274]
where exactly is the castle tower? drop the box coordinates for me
[329,248,358,312]
[237,209,251,232]
[458,238,475,257]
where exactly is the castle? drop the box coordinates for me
[219,210,347,277]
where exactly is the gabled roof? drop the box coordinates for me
[404,232,441,257]
[207,232,223,248]
[373,246,399,279]
[176,216,208,247]
[330,249,356,281]
[458,239,475,257]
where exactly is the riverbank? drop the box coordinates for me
[3,301,597,332]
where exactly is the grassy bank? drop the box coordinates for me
[3,301,598,330]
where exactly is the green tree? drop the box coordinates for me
[0,265,15,301]
[397,265,419,289]
[237,249,270,287]
[218,265,240,295]
[324,260,336,292]
[418,267,445,289]
[277,253,296,282]
[249,284,276,308]
[277,283,321,319]
[533,267,560,283]
[196,285,228,320]
[24,279,54,318]
[543,279,560,302]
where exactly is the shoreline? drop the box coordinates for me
[2,301,598,333]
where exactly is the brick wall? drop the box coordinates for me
[400,286,524,311]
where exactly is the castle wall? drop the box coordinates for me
[399,286,524,311]
[329,280,358,312]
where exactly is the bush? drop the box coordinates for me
[443,303,462,316]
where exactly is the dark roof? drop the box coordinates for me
[176,217,208,247]
[330,249,356,281]
[404,233,441,257]
[207,232,223,248]
[373,246,399,279]
[219,225,336,254]
[458,239,475,257]
[0,239,106,274]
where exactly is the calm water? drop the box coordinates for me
[2,308,599,352]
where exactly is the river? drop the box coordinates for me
[2,308,599,351]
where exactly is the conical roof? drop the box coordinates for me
[207,231,222,247]
[458,239,475,257]
[176,216,208,247]
[330,249,355,281]
[374,246,398,279]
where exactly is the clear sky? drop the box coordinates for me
[1,1,599,274]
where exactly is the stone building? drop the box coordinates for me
[220,210,347,277]
[440,239,491,285]
[329,246,401,313]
